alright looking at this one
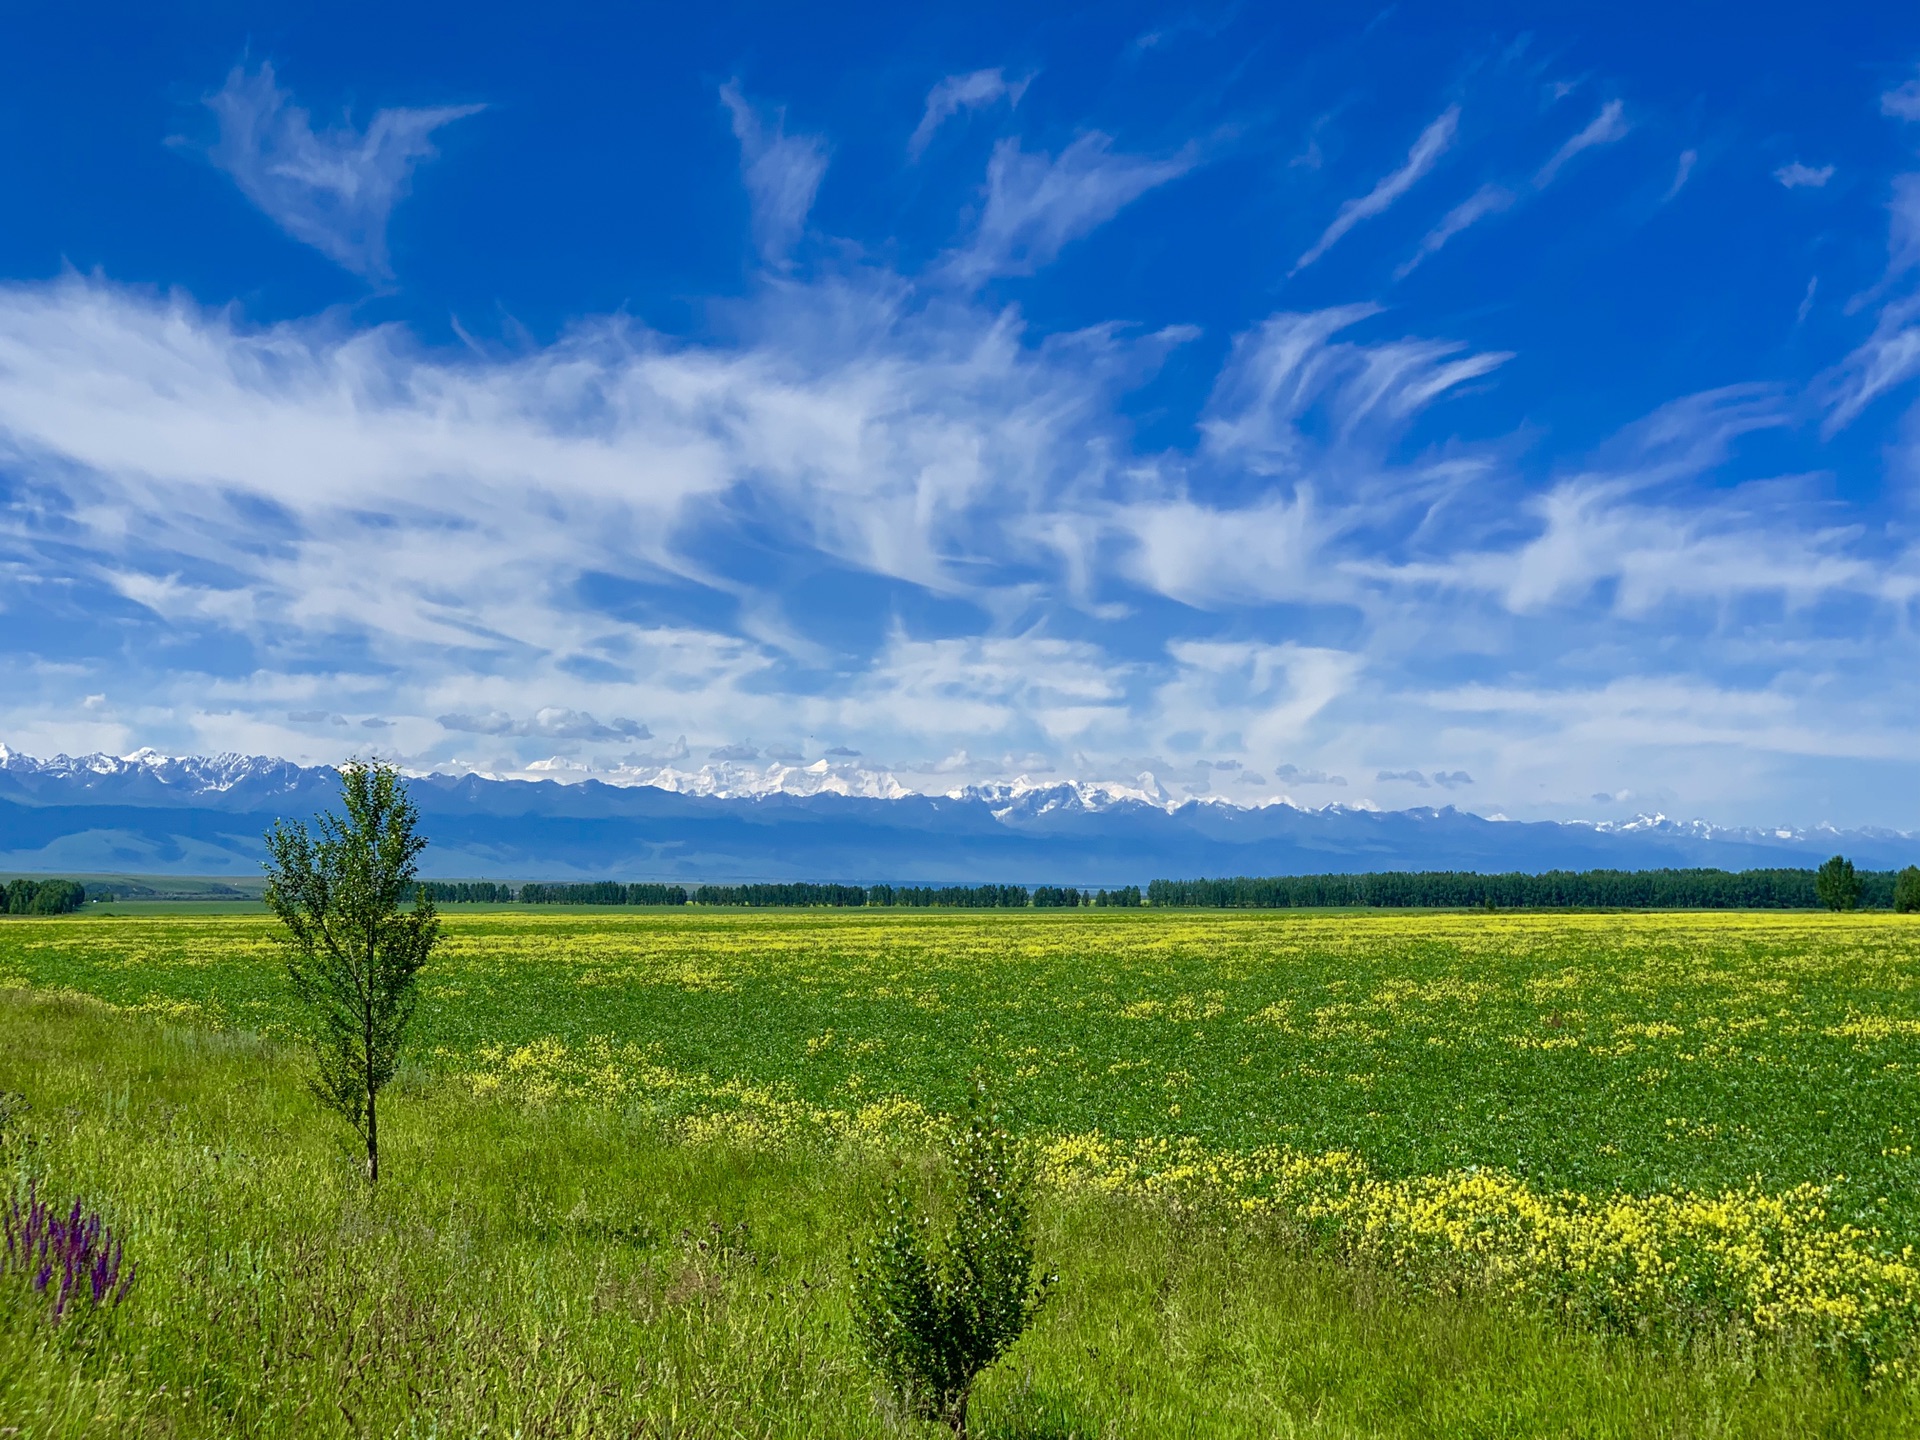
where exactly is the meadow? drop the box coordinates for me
[5,907,1920,1434]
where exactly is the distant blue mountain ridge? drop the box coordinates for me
[0,746,1913,884]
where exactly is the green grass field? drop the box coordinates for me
[5,908,1920,1434]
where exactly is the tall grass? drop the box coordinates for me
[2,986,1916,1437]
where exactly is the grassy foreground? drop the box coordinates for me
[3,989,1918,1437]
[11,909,1920,1370]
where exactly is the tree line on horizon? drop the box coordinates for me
[408,865,1920,912]
[1148,862,1920,911]
[14,866,1920,915]
[405,866,1920,911]
[412,880,1148,909]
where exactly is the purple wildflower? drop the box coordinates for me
[2,1182,135,1321]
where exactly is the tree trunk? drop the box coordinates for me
[365,927,379,1185]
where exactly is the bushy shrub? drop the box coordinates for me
[850,1079,1054,1435]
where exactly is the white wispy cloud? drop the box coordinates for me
[1883,173,1920,283]
[1108,307,1513,611]
[202,61,483,280]
[1380,387,1904,618]
[1420,677,1914,763]
[908,68,1031,159]
[720,81,831,264]
[1665,148,1698,200]
[1200,306,1511,472]
[1395,183,1514,278]
[1825,294,1920,432]
[1883,68,1920,121]
[948,132,1195,281]
[1152,642,1362,757]
[1775,161,1835,189]
[438,708,652,741]
[850,631,1132,747]
[1533,98,1628,188]
[0,271,1155,637]
[1293,105,1459,274]
[1493,476,1883,615]
[1115,494,1328,608]
[1823,171,1920,431]
[1382,97,1633,283]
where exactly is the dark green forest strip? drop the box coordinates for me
[428,868,1914,910]
[1147,866,1914,909]
[59,867,1920,911]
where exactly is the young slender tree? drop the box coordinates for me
[264,761,440,1183]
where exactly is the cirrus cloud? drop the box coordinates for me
[200,61,482,280]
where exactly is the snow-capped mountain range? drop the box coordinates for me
[0,744,1912,882]
[0,745,311,794]
[0,744,1192,814]
[514,752,1187,810]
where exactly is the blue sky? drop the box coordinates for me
[4,2,1920,826]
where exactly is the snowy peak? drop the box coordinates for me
[947,773,1178,817]
[585,756,917,801]
[1576,812,1873,852]
[0,745,307,795]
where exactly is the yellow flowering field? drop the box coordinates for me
[5,907,1920,1368]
